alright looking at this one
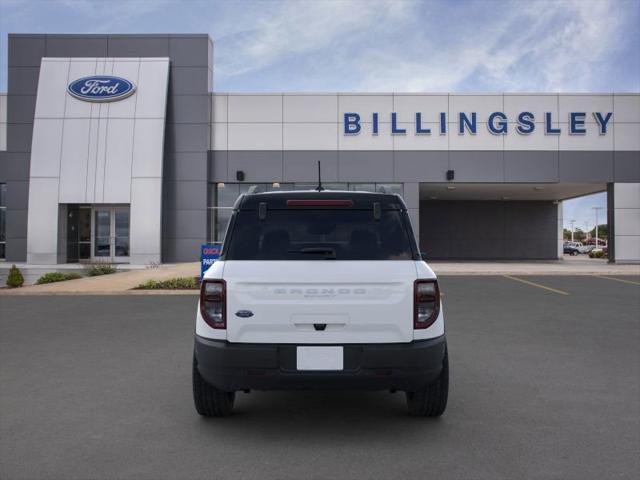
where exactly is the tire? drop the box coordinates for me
[192,355,235,417]
[406,348,449,417]
[572,250,579,256]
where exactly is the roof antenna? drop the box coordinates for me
[316,160,324,192]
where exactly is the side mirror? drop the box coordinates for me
[420,251,428,261]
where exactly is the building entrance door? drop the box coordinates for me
[66,205,92,262]
[92,206,130,263]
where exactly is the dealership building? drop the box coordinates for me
[0,33,638,264]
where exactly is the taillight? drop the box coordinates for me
[414,279,440,329]
[200,279,226,329]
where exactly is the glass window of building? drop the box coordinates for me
[376,183,403,196]
[349,183,376,192]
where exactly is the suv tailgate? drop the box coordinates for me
[223,260,417,344]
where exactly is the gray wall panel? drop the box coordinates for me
[420,200,557,259]
[167,95,210,124]
[504,202,557,258]
[338,151,394,182]
[5,180,29,209]
[283,151,339,182]
[107,35,170,57]
[451,235,505,258]
[449,151,504,182]
[614,151,640,182]
[6,209,28,240]
[6,95,36,124]
[450,202,505,258]
[394,151,448,182]
[45,35,108,57]
[228,151,283,182]
[7,67,40,95]
[221,150,638,185]
[169,37,211,67]
[160,36,211,262]
[162,237,203,263]
[165,152,208,181]
[6,124,33,152]
[607,183,615,261]
[559,151,614,182]
[419,204,452,258]
[163,180,208,211]
[56,204,67,263]
[208,151,228,182]
[8,35,45,67]
[163,209,208,239]
[0,152,7,178]
[504,151,559,182]
[5,237,26,261]
[1,153,30,181]
[165,123,209,153]
[169,67,210,95]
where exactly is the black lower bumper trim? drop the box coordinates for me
[194,335,446,392]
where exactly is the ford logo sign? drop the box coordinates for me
[67,76,136,102]
[235,310,254,318]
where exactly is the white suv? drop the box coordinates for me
[193,190,448,416]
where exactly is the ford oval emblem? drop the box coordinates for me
[235,310,254,318]
[67,76,136,102]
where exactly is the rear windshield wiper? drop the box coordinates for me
[288,247,337,259]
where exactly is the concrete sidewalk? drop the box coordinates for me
[428,257,640,276]
[1,258,638,295]
[0,262,199,295]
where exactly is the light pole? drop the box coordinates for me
[584,222,590,242]
[592,206,604,248]
[570,219,576,242]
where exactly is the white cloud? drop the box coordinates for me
[213,0,636,92]
[213,0,412,79]
[349,0,629,92]
[1,0,636,93]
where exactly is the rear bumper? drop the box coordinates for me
[194,335,446,392]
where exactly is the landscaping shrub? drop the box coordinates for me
[6,265,24,288]
[36,272,82,285]
[589,250,606,259]
[134,277,199,290]
[85,263,117,276]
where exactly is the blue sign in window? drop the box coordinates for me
[201,243,222,280]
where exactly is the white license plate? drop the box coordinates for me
[296,346,344,371]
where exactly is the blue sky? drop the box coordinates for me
[1,0,638,229]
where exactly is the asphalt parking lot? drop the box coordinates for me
[1,275,639,480]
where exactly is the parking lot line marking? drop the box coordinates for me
[593,275,640,286]
[502,275,571,296]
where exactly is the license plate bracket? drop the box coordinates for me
[296,346,344,371]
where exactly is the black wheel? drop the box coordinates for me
[406,348,449,417]
[572,250,579,256]
[192,355,235,417]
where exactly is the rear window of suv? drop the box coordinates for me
[224,209,416,260]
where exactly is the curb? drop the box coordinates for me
[0,289,200,296]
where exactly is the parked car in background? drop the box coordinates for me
[563,242,582,256]
[580,244,596,254]
[589,245,608,258]
[589,250,604,258]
